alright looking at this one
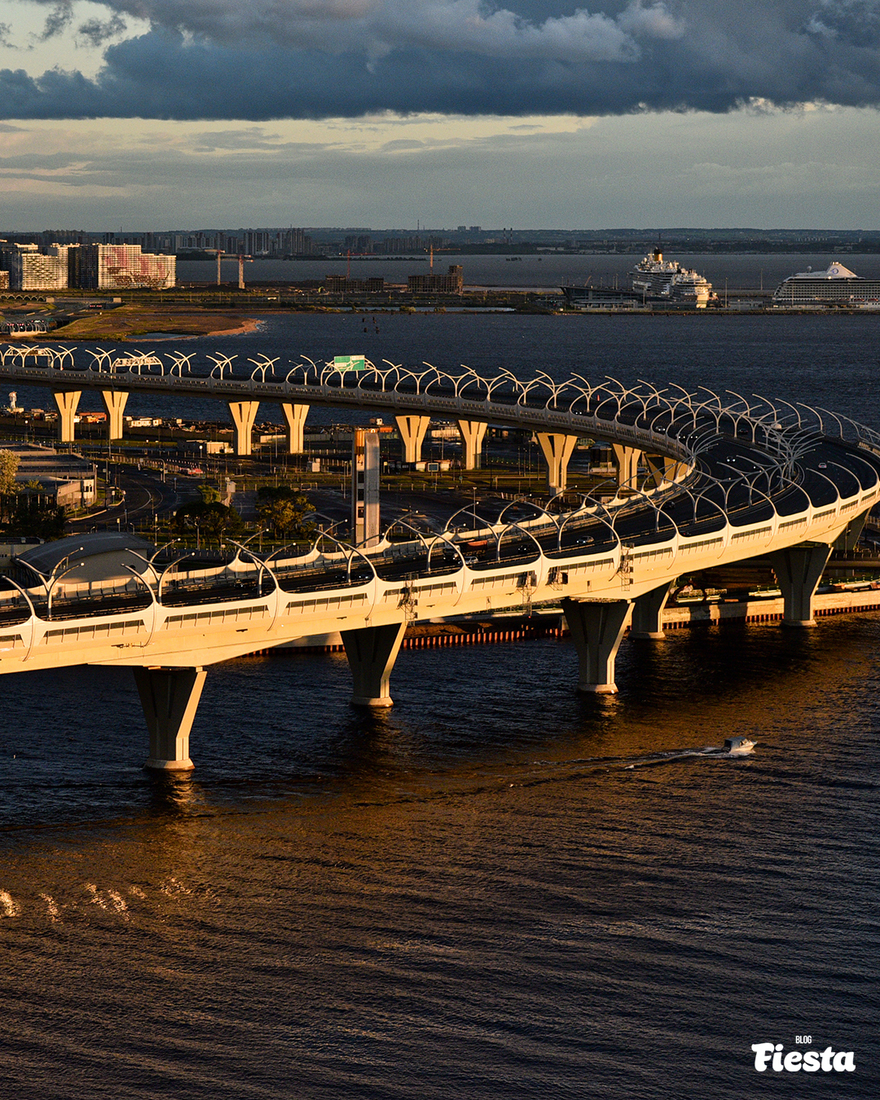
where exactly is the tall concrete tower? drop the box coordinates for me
[352,428,381,546]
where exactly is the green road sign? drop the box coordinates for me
[333,355,366,372]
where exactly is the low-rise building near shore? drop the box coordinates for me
[408,265,464,295]
[4,444,97,508]
[560,284,642,309]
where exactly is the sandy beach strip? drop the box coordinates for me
[206,317,262,337]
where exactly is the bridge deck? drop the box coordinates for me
[2,349,879,766]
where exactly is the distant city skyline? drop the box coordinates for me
[4,226,880,244]
[1,3,880,230]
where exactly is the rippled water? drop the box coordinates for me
[3,316,880,1097]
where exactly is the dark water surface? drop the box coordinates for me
[179,251,880,291]
[13,309,880,431]
[3,315,880,1097]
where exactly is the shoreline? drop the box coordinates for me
[5,305,880,347]
[205,317,262,338]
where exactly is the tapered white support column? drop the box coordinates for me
[612,443,641,489]
[135,666,206,771]
[341,621,407,706]
[770,543,832,627]
[630,580,675,639]
[228,400,260,456]
[645,454,688,487]
[562,597,631,694]
[834,509,869,553]
[395,415,431,464]
[536,432,577,495]
[457,418,488,470]
[102,389,129,441]
[644,454,665,488]
[281,402,309,454]
[53,390,81,443]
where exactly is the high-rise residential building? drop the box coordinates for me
[79,243,176,289]
[344,234,373,254]
[280,228,313,256]
[6,243,68,290]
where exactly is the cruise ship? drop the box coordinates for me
[772,261,880,307]
[630,250,716,308]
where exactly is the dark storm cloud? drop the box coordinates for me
[39,2,73,40]
[77,14,128,48]
[3,1,880,119]
[807,0,880,47]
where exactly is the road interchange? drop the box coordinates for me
[1,347,879,767]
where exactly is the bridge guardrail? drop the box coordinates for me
[3,347,880,669]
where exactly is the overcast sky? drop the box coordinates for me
[1,1,880,230]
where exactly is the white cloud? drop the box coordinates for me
[1,107,879,229]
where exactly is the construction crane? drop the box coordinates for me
[212,250,254,290]
[426,243,458,269]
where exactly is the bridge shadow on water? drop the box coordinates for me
[601,614,880,757]
[618,619,823,704]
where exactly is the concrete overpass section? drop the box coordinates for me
[3,348,880,769]
[1,431,878,770]
[3,347,689,493]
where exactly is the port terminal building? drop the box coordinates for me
[561,285,643,309]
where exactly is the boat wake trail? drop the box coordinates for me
[624,737,756,770]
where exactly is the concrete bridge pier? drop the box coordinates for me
[562,597,631,694]
[644,454,665,487]
[457,418,488,469]
[395,414,431,465]
[281,402,309,454]
[645,454,688,488]
[53,390,81,443]
[769,543,833,626]
[135,665,206,771]
[536,432,578,495]
[228,400,260,456]
[630,581,675,639]
[101,389,129,441]
[835,510,869,553]
[612,443,641,489]
[341,621,407,706]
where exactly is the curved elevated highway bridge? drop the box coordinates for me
[1,346,879,770]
